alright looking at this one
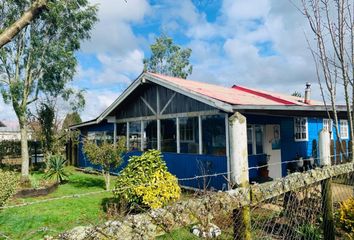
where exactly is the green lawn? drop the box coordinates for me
[0,167,113,240]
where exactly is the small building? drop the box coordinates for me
[0,123,33,141]
[70,72,350,189]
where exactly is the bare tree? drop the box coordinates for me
[299,0,353,161]
[0,0,48,48]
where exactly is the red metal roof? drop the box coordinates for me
[148,72,322,106]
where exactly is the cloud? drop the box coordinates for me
[82,0,151,55]
[81,89,120,121]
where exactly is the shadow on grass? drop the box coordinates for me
[69,175,106,189]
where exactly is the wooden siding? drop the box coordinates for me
[109,83,215,120]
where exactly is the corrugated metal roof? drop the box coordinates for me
[148,72,322,106]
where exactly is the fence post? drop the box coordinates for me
[319,129,335,240]
[229,112,251,240]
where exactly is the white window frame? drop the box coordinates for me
[294,117,308,142]
[247,124,265,155]
[340,119,349,139]
[323,118,333,139]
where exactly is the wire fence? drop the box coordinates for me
[57,161,354,240]
[0,157,353,239]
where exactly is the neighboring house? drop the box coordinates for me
[70,72,350,190]
[0,123,33,141]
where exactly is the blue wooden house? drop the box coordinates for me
[69,72,350,190]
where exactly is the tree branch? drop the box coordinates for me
[0,0,48,48]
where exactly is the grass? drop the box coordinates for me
[0,167,113,240]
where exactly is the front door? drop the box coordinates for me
[264,125,282,179]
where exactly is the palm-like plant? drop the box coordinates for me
[44,155,69,184]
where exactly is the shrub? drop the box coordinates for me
[44,155,69,183]
[0,170,19,207]
[338,197,354,235]
[83,137,125,190]
[114,150,181,209]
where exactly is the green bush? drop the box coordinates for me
[83,137,125,190]
[0,170,19,206]
[44,155,69,183]
[113,150,181,209]
[295,224,321,240]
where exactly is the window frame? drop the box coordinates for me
[247,124,264,155]
[323,118,333,139]
[294,117,308,142]
[340,119,349,139]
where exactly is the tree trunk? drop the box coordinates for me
[0,0,47,48]
[106,172,110,191]
[20,123,30,180]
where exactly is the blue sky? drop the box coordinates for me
[0,0,319,124]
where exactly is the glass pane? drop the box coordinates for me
[179,117,199,154]
[255,125,263,154]
[116,123,127,141]
[202,115,226,156]
[143,120,157,151]
[129,121,141,151]
[161,119,176,152]
[247,126,253,155]
[105,131,114,144]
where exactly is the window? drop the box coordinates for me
[247,125,264,155]
[143,120,157,151]
[160,119,177,152]
[116,123,127,141]
[340,120,349,139]
[255,125,264,154]
[87,131,113,145]
[202,115,226,156]
[294,117,308,141]
[323,119,333,139]
[129,121,141,151]
[179,117,199,154]
[247,126,254,155]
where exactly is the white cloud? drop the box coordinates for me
[82,0,151,55]
[82,89,119,121]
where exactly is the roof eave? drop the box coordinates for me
[232,104,348,112]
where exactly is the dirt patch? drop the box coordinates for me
[14,182,59,198]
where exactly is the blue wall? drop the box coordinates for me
[76,115,350,190]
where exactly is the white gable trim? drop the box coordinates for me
[97,72,233,123]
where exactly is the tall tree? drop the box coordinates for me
[0,0,97,180]
[300,0,353,160]
[62,112,82,130]
[143,35,193,79]
[0,0,48,48]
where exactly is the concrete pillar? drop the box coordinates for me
[229,112,251,240]
[319,129,331,166]
[319,129,335,240]
[229,112,249,185]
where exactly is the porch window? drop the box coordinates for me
[87,131,113,145]
[161,119,177,152]
[143,120,157,151]
[129,121,141,151]
[340,120,349,139]
[294,117,308,141]
[247,125,264,155]
[179,117,199,154]
[323,119,333,139]
[116,123,127,141]
[202,115,226,156]
[247,126,254,155]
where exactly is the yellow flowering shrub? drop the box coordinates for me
[338,197,354,235]
[134,169,181,209]
[114,150,181,209]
